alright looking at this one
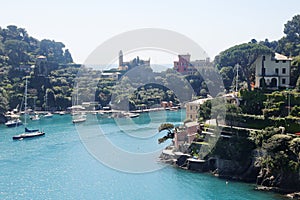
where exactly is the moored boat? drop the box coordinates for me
[13,131,45,140]
[72,114,87,123]
[12,77,46,140]
[5,119,23,127]
[30,114,40,121]
[72,117,86,123]
[44,112,53,118]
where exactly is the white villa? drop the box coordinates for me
[254,53,292,88]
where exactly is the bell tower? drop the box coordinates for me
[119,50,123,67]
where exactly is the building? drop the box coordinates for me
[173,54,191,74]
[174,121,199,149]
[186,98,212,121]
[101,72,121,80]
[118,50,150,71]
[161,101,173,109]
[35,55,48,76]
[173,54,212,75]
[254,53,292,88]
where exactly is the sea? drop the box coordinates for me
[0,110,284,200]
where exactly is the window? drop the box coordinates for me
[282,78,286,84]
[283,60,286,63]
[190,115,193,119]
[275,60,279,63]
[282,68,286,74]
[275,68,279,74]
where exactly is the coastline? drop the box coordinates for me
[159,145,300,199]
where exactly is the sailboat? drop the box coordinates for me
[12,77,45,140]
[43,91,53,118]
[30,97,40,120]
[72,83,86,123]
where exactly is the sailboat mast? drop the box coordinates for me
[45,91,48,112]
[76,83,79,106]
[24,77,28,126]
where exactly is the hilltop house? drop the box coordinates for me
[254,53,292,88]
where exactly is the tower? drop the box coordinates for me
[119,50,123,67]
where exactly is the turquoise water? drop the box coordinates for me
[0,111,283,200]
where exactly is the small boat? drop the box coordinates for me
[59,111,66,115]
[72,118,86,123]
[126,112,140,118]
[5,119,23,127]
[72,114,87,123]
[30,114,40,121]
[13,131,45,140]
[44,112,53,118]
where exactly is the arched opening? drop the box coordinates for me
[259,78,266,88]
[270,78,277,87]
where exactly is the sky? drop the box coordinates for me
[0,0,299,64]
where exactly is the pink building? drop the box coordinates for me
[174,54,212,75]
[173,54,191,73]
[174,121,199,149]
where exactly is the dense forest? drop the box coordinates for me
[0,25,79,120]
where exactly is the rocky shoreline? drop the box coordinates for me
[160,145,300,199]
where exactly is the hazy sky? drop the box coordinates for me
[0,0,299,64]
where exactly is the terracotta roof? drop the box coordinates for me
[274,53,292,61]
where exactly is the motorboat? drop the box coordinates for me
[5,119,23,127]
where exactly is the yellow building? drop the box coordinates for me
[186,98,212,121]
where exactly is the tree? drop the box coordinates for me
[291,56,300,88]
[4,40,30,66]
[219,66,234,90]
[239,89,266,115]
[284,15,300,42]
[39,39,66,63]
[225,103,242,129]
[158,123,174,133]
[290,138,300,163]
[0,87,9,114]
[215,43,273,90]
[277,15,300,56]
[158,123,175,144]
[198,100,211,122]
[198,98,226,126]
[259,38,278,51]
[64,49,73,63]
